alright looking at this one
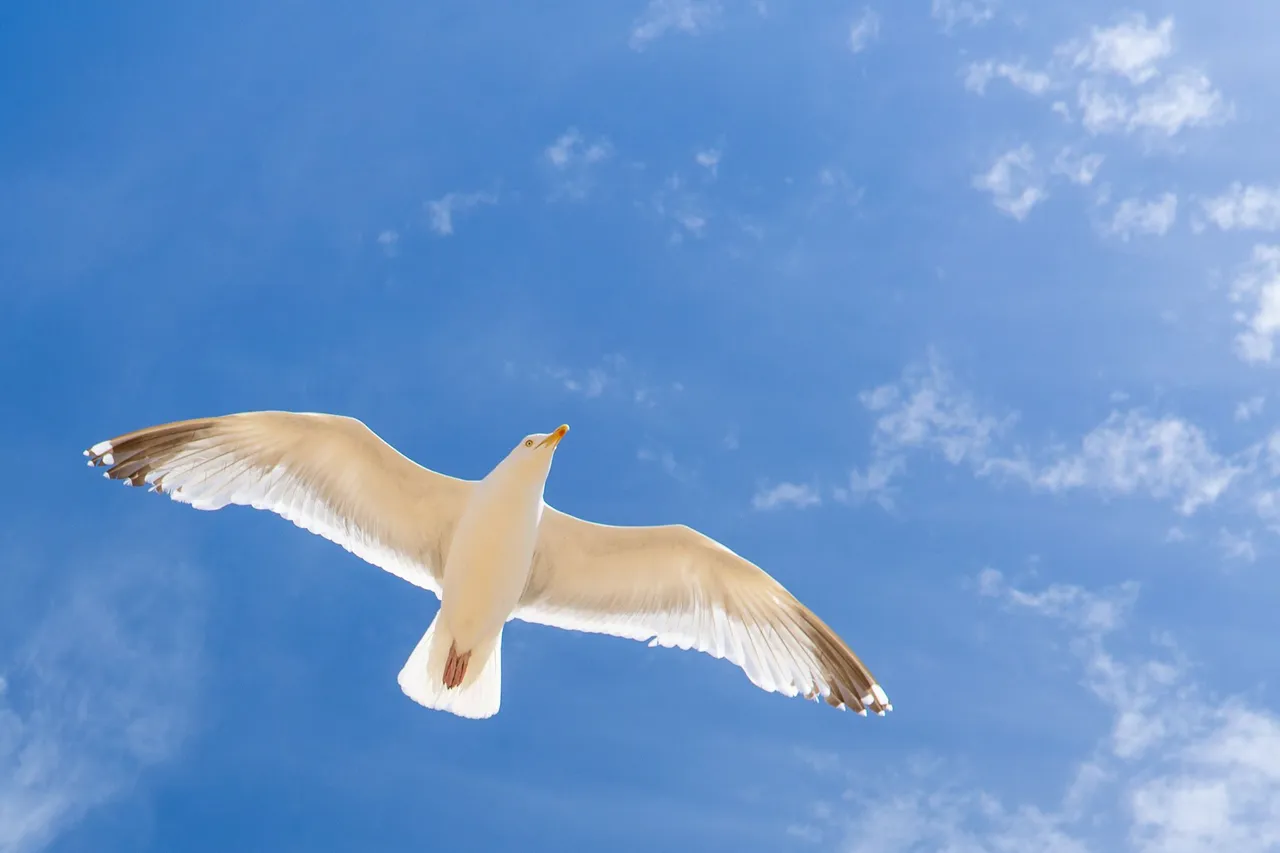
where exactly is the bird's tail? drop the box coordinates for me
[396,613,502,719]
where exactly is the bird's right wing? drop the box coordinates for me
[514,505,890,714]
[85,411,472,597]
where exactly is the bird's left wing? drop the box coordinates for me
[85,411,472,597]
[513,505,891,714]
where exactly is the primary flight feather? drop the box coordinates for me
[84,411,891,720]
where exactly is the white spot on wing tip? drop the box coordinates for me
[89,440,113,455]
[101,452,114,466]
[876,709,885,717]
[857,708,867,716]
[870,684,889,706]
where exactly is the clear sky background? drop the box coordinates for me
[3,1,1280,851]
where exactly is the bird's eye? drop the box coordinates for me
[525,439,534,448]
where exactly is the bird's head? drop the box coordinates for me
[497,424,570,479]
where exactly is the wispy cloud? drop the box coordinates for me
[931,0,995,33]
[527,354,678,409]
[1108,192,1178,240]
[1230,245,1280,364]
[1127,71,1231,137]
[1077,71,1230,138]
[843,353,1013,508]
[964,60,1052,96]
[793,571,1280,850]
[1062,14,1173,85]
[1235,396,1266,423]
[630,0,721,50]
[842,355,1248,518]
[752,482,822,512]
[426,190,498,236]
[973,145,1045,220]
[847,8,880,54]
[694,148,721,179]
[1051,148,1105,186]
[650,173,709,243]
[0,553,204,853]
[1219,527,1258,562]
[1201,183,1280,233]
[1034,410,1241,516]
[375,229,399,256]
[963,13,1230,145]
[637,447,695,483]
[544,128,613,201]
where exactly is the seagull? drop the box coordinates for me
[84,411,891,720]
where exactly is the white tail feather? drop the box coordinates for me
[397,614,503,719]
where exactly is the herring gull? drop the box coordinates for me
[84,411,891,720]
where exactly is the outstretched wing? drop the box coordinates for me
[514,505,890,715]
[85,411,471,596]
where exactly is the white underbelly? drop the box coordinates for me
[440,496,539,649]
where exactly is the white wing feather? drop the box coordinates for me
[514,505,891,714]
[85,411,471,596]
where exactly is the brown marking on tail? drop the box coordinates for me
[442,642,471,689]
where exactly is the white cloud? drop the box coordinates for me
[1076,80,1133,134]
[1130,707,1280,852]
[1231,246,1280,364]
[1066,14,1174,85]
[1109,192,1178,240]
[1040,13,1231,141]
[673,211,706,238]
[543,128,613,200]
[816,167,864,207]
[1266,431,1280,476]
[931,0,995,32]
[1219,528,1258,562]
[964,60,1052,96]
[1052,148,1105,185]
[0,556,203,853]
[535,355,675,409]
[637,447,693,482]
[425,190,497,236]
[796,572,1280,851]
[1235,396,1266,423]
[847,8,880,54]
[1129,71,1231,136]
[545,128,611,170]
[1202,184,1280,233]
[630,0,720,49]
[973,145,1046,221]
[650,173,709,242]
[844,354,1013,506]
[553,366,609,398]
[843,356,1246,517]
[753,482,822,511]
[694,148,721,178]
[1034,410,1241,515]
[376,229,399,256]
[1077,73,1228,138]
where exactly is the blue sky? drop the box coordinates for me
[4,0,1280,850]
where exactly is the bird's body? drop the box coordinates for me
[442,454,546,653]
[84,411,891,721]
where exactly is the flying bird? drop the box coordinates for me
[84,411,892,720]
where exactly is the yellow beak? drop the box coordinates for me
[537,424,570,449]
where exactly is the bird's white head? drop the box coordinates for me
[492,423,570,482]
